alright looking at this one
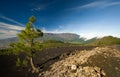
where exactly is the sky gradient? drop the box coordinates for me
[0,0,120,39]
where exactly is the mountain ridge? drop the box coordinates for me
[0,33,97,47]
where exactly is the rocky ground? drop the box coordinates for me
[39,47,120,77]
[0,46,95,77]
[0,46,120,77]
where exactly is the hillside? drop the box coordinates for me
[90,36,120,46]
[1,34,120,48]
[0,33,97,47]
[38,33,83,43]
[40,47,120,77]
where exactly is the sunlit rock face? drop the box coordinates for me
[39,47,120,77]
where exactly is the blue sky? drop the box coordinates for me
[0,0,120,39]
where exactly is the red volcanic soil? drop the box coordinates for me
[0,46,95,77]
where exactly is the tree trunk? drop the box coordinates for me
[29,39,39,73]
[29,57,39,73]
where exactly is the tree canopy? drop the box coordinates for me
[10,16,43,73]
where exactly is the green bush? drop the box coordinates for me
[91,36,120,46]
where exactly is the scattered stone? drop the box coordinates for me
[71,65,77,70]
[38,47,120,77]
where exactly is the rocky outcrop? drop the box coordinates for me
[38,47,120,77]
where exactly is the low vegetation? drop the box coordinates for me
[42,40,82,49]
[88,36,120,46]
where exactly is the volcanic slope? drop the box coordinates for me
[39,47,120,77]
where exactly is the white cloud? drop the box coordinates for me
[41,27,101,39]
[80,32,120,40]
[0,15,25,39]
[69,1,120,10]
[41,26,68,33]
[0,16,23,26]
[0,22,25,39]
[0,22,24,30]
[0,30,17,39]
[41,21,120,40]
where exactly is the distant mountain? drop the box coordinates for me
[0,37,18,48]
[82,37,98,44]
[0,33,98,47]
[38,33,85,43]
[36,33,98,44]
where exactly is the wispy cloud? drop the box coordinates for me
[41,25,68,33]
[0,22,24,30]
[69,1,120,10]
[103,1,120,8]
[30,0,57,11]
[0,22,24,39]
[80,1,105,9]
[31,7,43,11]
[0,15,25,39]
[0,16,23,26]
[31,5,47,11]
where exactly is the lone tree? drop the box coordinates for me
[10,16,43,73]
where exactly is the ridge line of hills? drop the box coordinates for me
[0,33,120,47]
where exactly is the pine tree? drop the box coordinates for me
[10,16,43,73]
